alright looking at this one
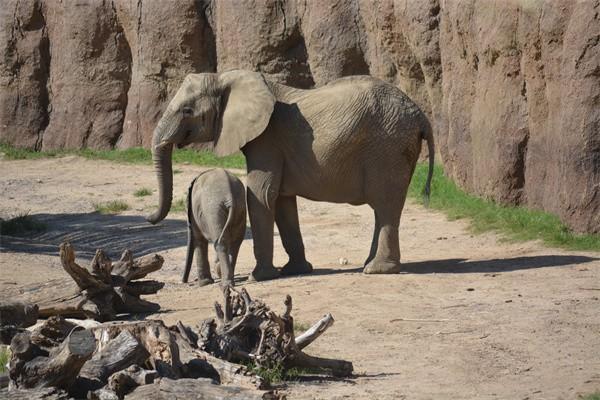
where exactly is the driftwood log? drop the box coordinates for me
[0,302,39,344]
[9,326,96,390]
[198,286,353,377]
[124,377,277,400]
[10,243,164,321]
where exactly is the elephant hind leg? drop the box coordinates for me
[363,170,411,274]
[195,235,214,286]
[364,209,381,267]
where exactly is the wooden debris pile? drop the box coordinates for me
[0,243,353,399]
[3,316,279,399]
[14,242,165,322]
[197,286,353,377]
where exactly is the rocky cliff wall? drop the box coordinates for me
[1,0,598,233]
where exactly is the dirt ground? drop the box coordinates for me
[1,157,599,400]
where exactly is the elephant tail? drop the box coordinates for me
[182,177,198,283]
[216,199,235,248]
[422,120,435,207]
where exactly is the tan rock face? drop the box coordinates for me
[0,0,597,232]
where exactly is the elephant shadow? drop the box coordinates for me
[0,212,252,261]
[311,255,598,276]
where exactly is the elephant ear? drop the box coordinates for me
[214,70,276,157]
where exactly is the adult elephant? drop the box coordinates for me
[146,70,434,281]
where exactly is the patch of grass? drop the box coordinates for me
[0,346,10,373]
[94,200,130,214]
[171,197,186,213]
[0,213,47,236]
[243,361,319,386]
[134,187,152,197]
[580,393,600,400]
[294,322,312,334]
[0,143,246,169]
[408,164,600,251]
[173,169,183,174]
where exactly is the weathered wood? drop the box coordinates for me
[107,365,158,398]
[0,302,39,328]
[11,243,164,321]
[29,316,78,351]
[89,388,119,400]
[0,302,39,344]
[124,377,279,400]
[0,386,71,399]
[197,286,353,379]
[295,313,334,350]
[79,330,150,385]
[9,327,96,390]
[89,320,181,379]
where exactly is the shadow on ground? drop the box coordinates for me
[308,255,597,277]
[0,212,252,260]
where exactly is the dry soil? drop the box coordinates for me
[1,157,599,399]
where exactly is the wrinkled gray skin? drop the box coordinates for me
[183,168,246,287]
[147,70,434,281]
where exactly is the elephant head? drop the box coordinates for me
[146,70,276,224]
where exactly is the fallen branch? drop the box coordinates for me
[296,313,334,350]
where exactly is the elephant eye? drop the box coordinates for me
[181,107,194,118]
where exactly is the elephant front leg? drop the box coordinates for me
[246,183,280,282]
[276,196,313,276]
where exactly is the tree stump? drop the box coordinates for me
[8,243,165,321]
[9,327,96,390]
[198,286,353,377]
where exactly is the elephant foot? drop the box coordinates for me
[248,265,280,282]
[280,259,313,276]
[197,276,215,286]
[363,259,402,274]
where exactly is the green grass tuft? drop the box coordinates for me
[171,197,186,213]
[294,322,312,334]
[0,213,47,236]
[408,164,600,251]
[134,187,152,197]
[0,346,10,373]
[243,361,320,385]
[0,143,246,169]
[580,393,600,400]
[94,200,130,214]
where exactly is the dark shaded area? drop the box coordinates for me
[400,256,598,274]
[0,212,251,261]
[305,255,598,277]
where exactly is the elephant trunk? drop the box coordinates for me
[146,141,174,224]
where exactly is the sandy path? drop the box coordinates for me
[1,157,599,399]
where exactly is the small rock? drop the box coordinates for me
[505,299,512,303]
[339,257,348,265]
[466,288,475,291]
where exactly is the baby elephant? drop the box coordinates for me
[183,168,246,286]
